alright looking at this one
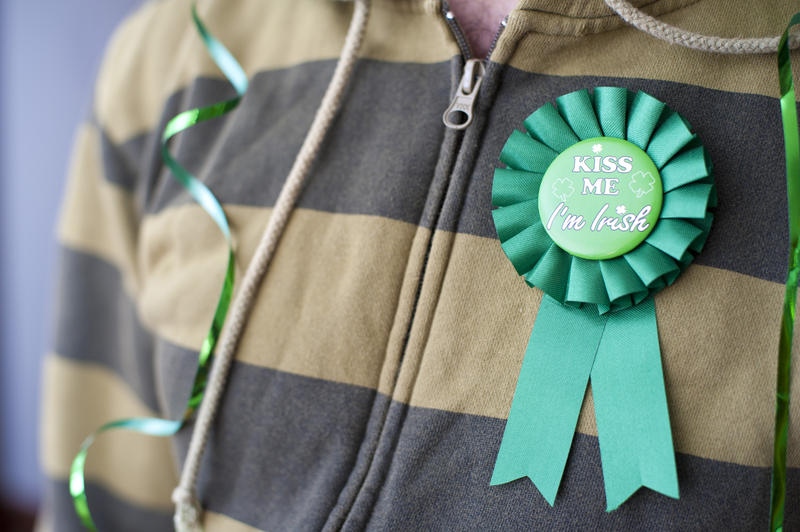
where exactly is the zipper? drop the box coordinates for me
[442,58,486,130]
[486,16,508,60]
[440,1,507,130]
[440,0,472,59]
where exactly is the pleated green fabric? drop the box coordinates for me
[491,87,714,314]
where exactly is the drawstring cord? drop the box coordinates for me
[172,0,371,529]
[604,0,800,54]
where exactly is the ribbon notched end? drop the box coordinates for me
[490,297,606,508]
[603,466,679,512]
[592,296,680,512]
[490,462,560,507]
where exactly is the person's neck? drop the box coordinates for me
[447,0,518,58]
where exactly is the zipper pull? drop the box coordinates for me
[442,58,486,130]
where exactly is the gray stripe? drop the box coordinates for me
[43,478,172,532]
[53,246,162,412]
[355,403,790,531]
[155,351,797,531]
[121,59,453,230]
[102,59,791,284]
[159,353,383,532]
[99,125,140,191]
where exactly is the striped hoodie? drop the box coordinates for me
[41,0,800,530]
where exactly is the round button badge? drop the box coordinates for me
[537,137,663,261]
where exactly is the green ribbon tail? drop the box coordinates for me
[492,297,678,509]
[592,297,679,511]
[770,11,800,532]
[69,3,247,530]
[491,296,606,505]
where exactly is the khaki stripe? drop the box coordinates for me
[70,190,800,469]
[398,230,541,411]
[137,202,800,468]
[498,0,800,99]
[205,511,264,532]
[392,230,457,406]
[96,0,457,143]
[138,205,423,395]
[377,226,438,395]
[58,124,139,294]
[95,0,799,143]
[405,231,800,468]
[41,354,177,511]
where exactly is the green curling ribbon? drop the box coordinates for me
[490,87,715,511]
[770,13,800,532]
[69,5,247,530]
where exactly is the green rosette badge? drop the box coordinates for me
[490,87,715,511]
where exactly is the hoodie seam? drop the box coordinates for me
[505,0,703,38]
[518,0,664,20]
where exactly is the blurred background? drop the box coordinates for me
[0,1,142,528]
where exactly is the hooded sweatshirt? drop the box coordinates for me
[41,0,800,530]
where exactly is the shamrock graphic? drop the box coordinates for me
[592,143,603,154]
[552,177,575,202]
[616,205,627,215]
[629,171,656,198]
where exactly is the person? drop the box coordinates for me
[39,0,800,530]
